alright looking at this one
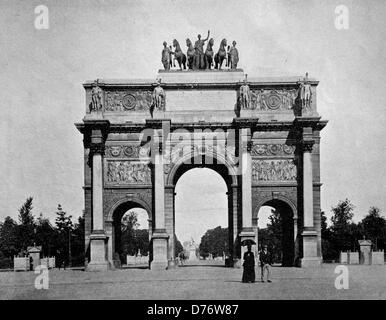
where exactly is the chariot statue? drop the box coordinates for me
[193,30,210,69]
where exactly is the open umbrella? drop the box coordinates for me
[241,239,256,246]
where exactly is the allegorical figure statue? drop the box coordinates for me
[90,81,103,111]
[161,41,172,70]
[229,40,239,69]
[299,72,312,110]
[152,79,165,111]
[239,75,251,109]
[194,30,210,69]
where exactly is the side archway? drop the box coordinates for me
[106,199,152,269]
[253,196,298,266]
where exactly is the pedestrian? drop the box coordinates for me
[259,245,272,283]
[242,244,255,283]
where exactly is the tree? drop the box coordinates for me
[266,209,282,263]
[0,216,18,257]
[120,211,150,260]
[16,197,36,251]
[330,199,356,252]
[199,226,228,258]
[55,204,74,266]
[321,211,337,261]
[35,213,56,256]
[174,234,184,257]
[359,207,386,250]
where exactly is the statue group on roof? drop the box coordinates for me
[161,30,239,70]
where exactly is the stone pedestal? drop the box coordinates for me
[151,231,169,270]
[86,232,110,271]
[301,229,321,267]
[359,239,372,265]
[27,246,42,271]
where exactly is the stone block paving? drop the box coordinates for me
[0,264,385,300]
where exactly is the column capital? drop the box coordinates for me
[301,139,314,153]
[90,142,105,155]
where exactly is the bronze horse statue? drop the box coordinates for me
[172,39,186,70]
[186,38,195,69]
[214,39,227,69]
[204,38,214,69]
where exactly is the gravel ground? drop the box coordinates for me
[0,262,385,300]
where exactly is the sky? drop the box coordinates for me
[1,0,386,243]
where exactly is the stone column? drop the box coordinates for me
[87,140,110,271]
[151,132,169,270]
[301,139,321,267]
[239,128,255,260]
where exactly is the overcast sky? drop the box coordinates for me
[1,0,386,243]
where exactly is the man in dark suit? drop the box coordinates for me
[259,245,272,283]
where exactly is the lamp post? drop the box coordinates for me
[68,228,72,268]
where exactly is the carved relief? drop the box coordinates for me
[252,159,297,182]
[105,145,150,158]
[105,161,151,184]
[169,143,236,164]
[249,89,297,111]
[251,144,295,156]
[104,90,159,112]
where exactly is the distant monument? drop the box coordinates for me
[188,239,198,261]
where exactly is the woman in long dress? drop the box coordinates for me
[242,244,255,283]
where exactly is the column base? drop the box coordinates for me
[87,231,110,272]
[301,229,321,268]
[150,231,169,271]
[86,261,111,272]
[300,257,322,268]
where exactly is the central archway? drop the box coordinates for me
[175,168,228,265]
[165,152,238,267]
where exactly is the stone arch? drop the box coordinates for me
[253,196,298,266]
[106,197,152,223]
[166,148,238,186]
[106,198,152,269]
[253,194,297,220]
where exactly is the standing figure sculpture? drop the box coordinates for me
[299,72,312,110]
[204,38,214,69]
[90,81,103,112]
[239,75,251,110]
[172,39,187,70]
[186,38,195,69]
[152,79,165,115]
[229,41,239,69]
[194,30,210,69]
[214,39,227,69]
[161,41,172,70]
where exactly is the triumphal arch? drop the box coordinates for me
[76,68,327,271]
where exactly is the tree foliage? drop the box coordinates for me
[199,226,228,258]
[0,197,85,268]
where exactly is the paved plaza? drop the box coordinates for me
[1,262,385,300]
